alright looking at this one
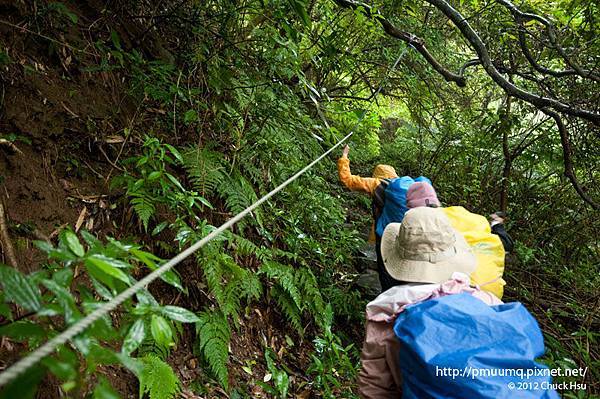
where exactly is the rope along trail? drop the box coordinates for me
[0,47,408,388]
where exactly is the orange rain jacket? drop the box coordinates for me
[337,156,397,242]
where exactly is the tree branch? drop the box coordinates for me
[541,109,599,210]
[423,0,600,125]
[332,0,467,87]
[496,0,600,82]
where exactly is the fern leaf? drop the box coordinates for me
[260,261,302,310]
[230,233,271,261]
[131,194,156,231]
[270,285,303,334]
[200,251,226,306]
[196,311,231,389]
[296,267,326,328]
[182,146,226,196]
[218,171,263,229]
[139,354,181,399]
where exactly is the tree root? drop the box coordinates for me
[0,138,24,155]
[0,202,19,269]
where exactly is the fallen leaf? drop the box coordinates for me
[105,135,125,144]
[75,206,88,232]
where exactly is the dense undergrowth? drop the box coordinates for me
[0,0,598,398]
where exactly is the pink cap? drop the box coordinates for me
[406,182,440,208]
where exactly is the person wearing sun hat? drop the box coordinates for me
[357,206,499,398]
[380,206,476,284]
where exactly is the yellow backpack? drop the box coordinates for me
[442,206,506,299]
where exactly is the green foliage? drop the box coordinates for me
[138,354,181,399]
[0,266,42,312]
[182,146,226,197]
[114,136,211,231]
[93,377,122,399]
[0,230,194,396]
[8,0,598,396]
[258,348,290,398]
[45,2,78,25]
[182,145,263,231]
[0,49,10,66]
[196,310,232,390]
[176,221,263,320]
[260,261,326,333]
[307,319,360,398]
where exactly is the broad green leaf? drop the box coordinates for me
[160,305,200,323]
[0,266,42,311]
[80,230,101,250]
[42,279,82,325]
[41,356,77,382]
[164,144,183,163]
[87,254,131,269]
[147,171,162,181]
[136,288,159,306]
[87,342,120,366]
[52,268,73,286]
[0,321,46,341]
[131,249,185,292]
[165,172,185,192]
[195,195,214,209]
[183,109,198,124]
[122,319,145,355]
[85,258,130,285]
[90,276,114,300]
[0,364,44,399]
[151,221,169,236]
[33,240,53,253]
[150,315,173,348]
[93,377,122,399]
[63,230,85,257]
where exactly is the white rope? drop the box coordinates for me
[0,46,408,388]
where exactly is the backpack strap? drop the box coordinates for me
[372,178,391,221]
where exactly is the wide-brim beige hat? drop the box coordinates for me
[381,207,476,283]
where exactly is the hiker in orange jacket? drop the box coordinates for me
[338,145,398,242]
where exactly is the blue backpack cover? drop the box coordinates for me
[375,176,432,237]
[393,294,559,399]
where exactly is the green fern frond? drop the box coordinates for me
[296,267,326,328]
[230,233,271,261]
[219,253,263,318]
[182,146,226,196]
[196,311,231,390]
[239,272,262,302]
[139,354,181,399]
[131,194,156,231]
[260,261,303,310]
[218,171,263,229]
[200,251,227,306]
[270,285,303,334]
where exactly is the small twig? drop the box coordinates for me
[82,159,105,180]
[60,102,79,119]
[0,139,24,155]
[173,70,182,144]
[0,20,96,57]
[49,223,69,240]
[97,144,125,172]
[0,202,19,269]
